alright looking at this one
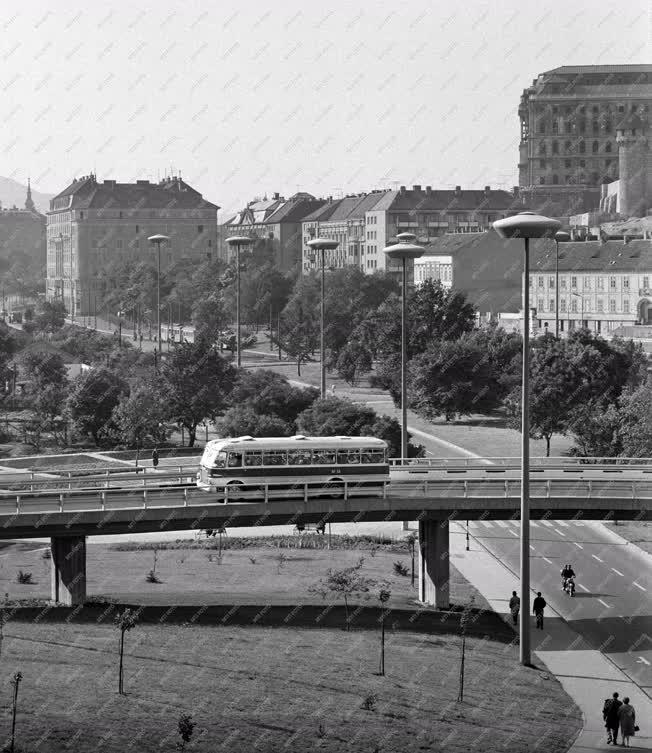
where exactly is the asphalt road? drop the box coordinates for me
[462,518,652,694]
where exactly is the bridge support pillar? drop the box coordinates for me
[51,536,86,606]
[418,519,449,609]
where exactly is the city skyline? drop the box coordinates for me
[1,0,649,218]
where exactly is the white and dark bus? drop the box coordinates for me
[196,435,389,498]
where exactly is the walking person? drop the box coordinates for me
[618,697,636,747]
[532,592,546,630]
[509,591,520,625]
[152,448,159,468]
[603,692,622,745]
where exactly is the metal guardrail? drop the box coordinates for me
[388,456,652,467]
[0,478,650,518]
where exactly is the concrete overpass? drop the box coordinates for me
[1,474,650,609]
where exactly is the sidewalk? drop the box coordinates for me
[449,522,652,752]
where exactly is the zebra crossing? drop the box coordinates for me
[472,519,586,530]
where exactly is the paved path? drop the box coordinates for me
[450,521,652,752]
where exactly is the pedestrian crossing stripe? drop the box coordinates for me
[469,519,584,530]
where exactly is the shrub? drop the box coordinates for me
[393,561,409,577]
[41,548,51,560]
[16,570,34,585]
[145,570,161,584]
[248,556,257,564]
[361,693,378,711]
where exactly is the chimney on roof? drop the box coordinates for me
[400,186,406,194]
[103,180,116,188]
[272,192,280,200]
[413,185,421,192]
[484,185,491,195]
[455,186,461,196]
[425,185,432,195]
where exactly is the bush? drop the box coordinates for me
[16,570,34,584]
[393,561,409,577]
[41,548,51,560]
[145,570,161,584]
[361,693,378,711]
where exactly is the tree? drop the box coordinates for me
[66,368,129,445]
[111,385,170,455]
[615,384,652,458]
[192,292,228,346]
[457,597,475,702]
[114,608,138,695]
[309,558,376,629]
[31,383,68,446]
[177,713,196,752]
[19,351,68,392]
[365,414,424,459]
[214,406,293,438]
[568,402,624,458]
[34,300,67,333]
[159,342,237,446]
[272,276,320,376]
[228,370,318,425]
[336,341,373,386]
[378,587,391,676]
[409,339,500,422]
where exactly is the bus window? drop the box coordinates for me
[288,450,312,465]
[227,451,243,467]
[314,450,336,464]
[337,449,360,464]
[263,450,287,466]
[213,451,227,468]
[244,451,262,467]
[364,449,386,464]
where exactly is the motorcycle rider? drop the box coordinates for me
[561,563,576,591]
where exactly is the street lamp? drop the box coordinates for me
[493,211,560,667]
[383,232,425,461]
[148,234,169,362]
[117,309,123,349]
[307,237,339,398]
[225,236,253,368]
[554,231,570,338]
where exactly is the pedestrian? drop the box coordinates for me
[532,591,546,629]
[617,697,636,747]
[603,691,622,745]
[509,591,520,625]
[152,448,159,468]
[330,384,336,395]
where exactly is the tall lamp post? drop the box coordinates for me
[307,238,339,399]
[383,232,425,461]
[493,211,560,666]
[553,231,570,338]
[147,235,169,362]
[117,309,123,349]
[225,236,253,368]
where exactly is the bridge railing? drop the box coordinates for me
[0,477,650,517]
[389,457,652,468]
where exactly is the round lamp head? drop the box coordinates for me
[493,212,561,239]
[225,235,253,247]
[396,232,417,243]
[307,237,339,251]
[148,234,169,243]
[554,230,571,242]
[384,238,425,261]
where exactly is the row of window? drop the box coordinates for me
[539,140,614,156]
[537,298,632,314]
[213,448,387,468]
[366,215,378,224]
[540,158,613,169]
[531,276,642,290]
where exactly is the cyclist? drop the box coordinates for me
[533,592,547,630]
[561,563,576,591]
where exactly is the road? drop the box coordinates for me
[457,518,652,694]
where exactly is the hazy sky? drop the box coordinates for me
[2,0,649,216]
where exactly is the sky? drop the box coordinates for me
[1,0,650,217]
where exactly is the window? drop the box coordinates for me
[565,159,572,168]
[361,449,386,464]
[605,142,612,153]
[609,299,616,313]
[539,177,546,185]
[288,450,312,465]
[564,140,572,153]
[208,239,212,247]
[597,277,605,290]
[609,276,616,289]
[623,277,629,290]
[571,298,578,313]
[227,451,243,467]
[313,450,336,465]
[135,225,139,233]
[592,141,599,153]
[529,276,533,288]
[79,211,84,219]
[539,142,547,155]
[583,277,590,290]
[571,276,577,289]
[337,449,360,464]
[597,299,604,312]
[537,298,544,312]
[263,450,287,466]
[538,120,546,134]
[560,277,567,290]
[549,276,555,289]
[552,141,559,154]
[560,299,567,313]
[644,276,650,289]
[552,174,559,184]
[552,121,558,135]
[538,276,544,288]
[579,141,585,154]
[539,159,546,168]
[549,299,554,311]
[244,451,263,467]
[623,299,630,313]
[198,225,204,233]
[116,240,123,249]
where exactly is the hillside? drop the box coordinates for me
[0,175,53,213]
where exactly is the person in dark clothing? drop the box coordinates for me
[152,448,159,467]
[603,692,622,745]
[532,592,546,629]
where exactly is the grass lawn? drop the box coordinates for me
[0,620,581,753]
[0,540,485,611]
[605,521,652,555]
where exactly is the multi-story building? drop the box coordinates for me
[0,180,46,272]
[223,192,326,270]
[518,64,652,216]
[301,185,519,275]
[46,174,219,317]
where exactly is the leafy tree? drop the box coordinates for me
[214,406,293,438]
[177,713,196,752]
[272,279,319,376]
[192,292,228,346]
[296,397,422,457]
[159,341,237,446]
[66,368,129,445]
[567,401,624,458]
[616,384,652,458]
[309,557,376,629]
[409,339,500,422]
[111,385,170,453]
[0,322,17,389]
[34,300,67,334]
[228,370,318,425]
[336,341,373,386]
[32,383,68,446]
[19,351,68,392]
[48,326,121,364]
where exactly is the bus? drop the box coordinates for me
[196,435,389,499]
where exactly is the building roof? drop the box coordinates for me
[387,188,518,212]
[531,239,652,273]
[265,196,325,224]
[544,64,652,76]
[50,175,219,212]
